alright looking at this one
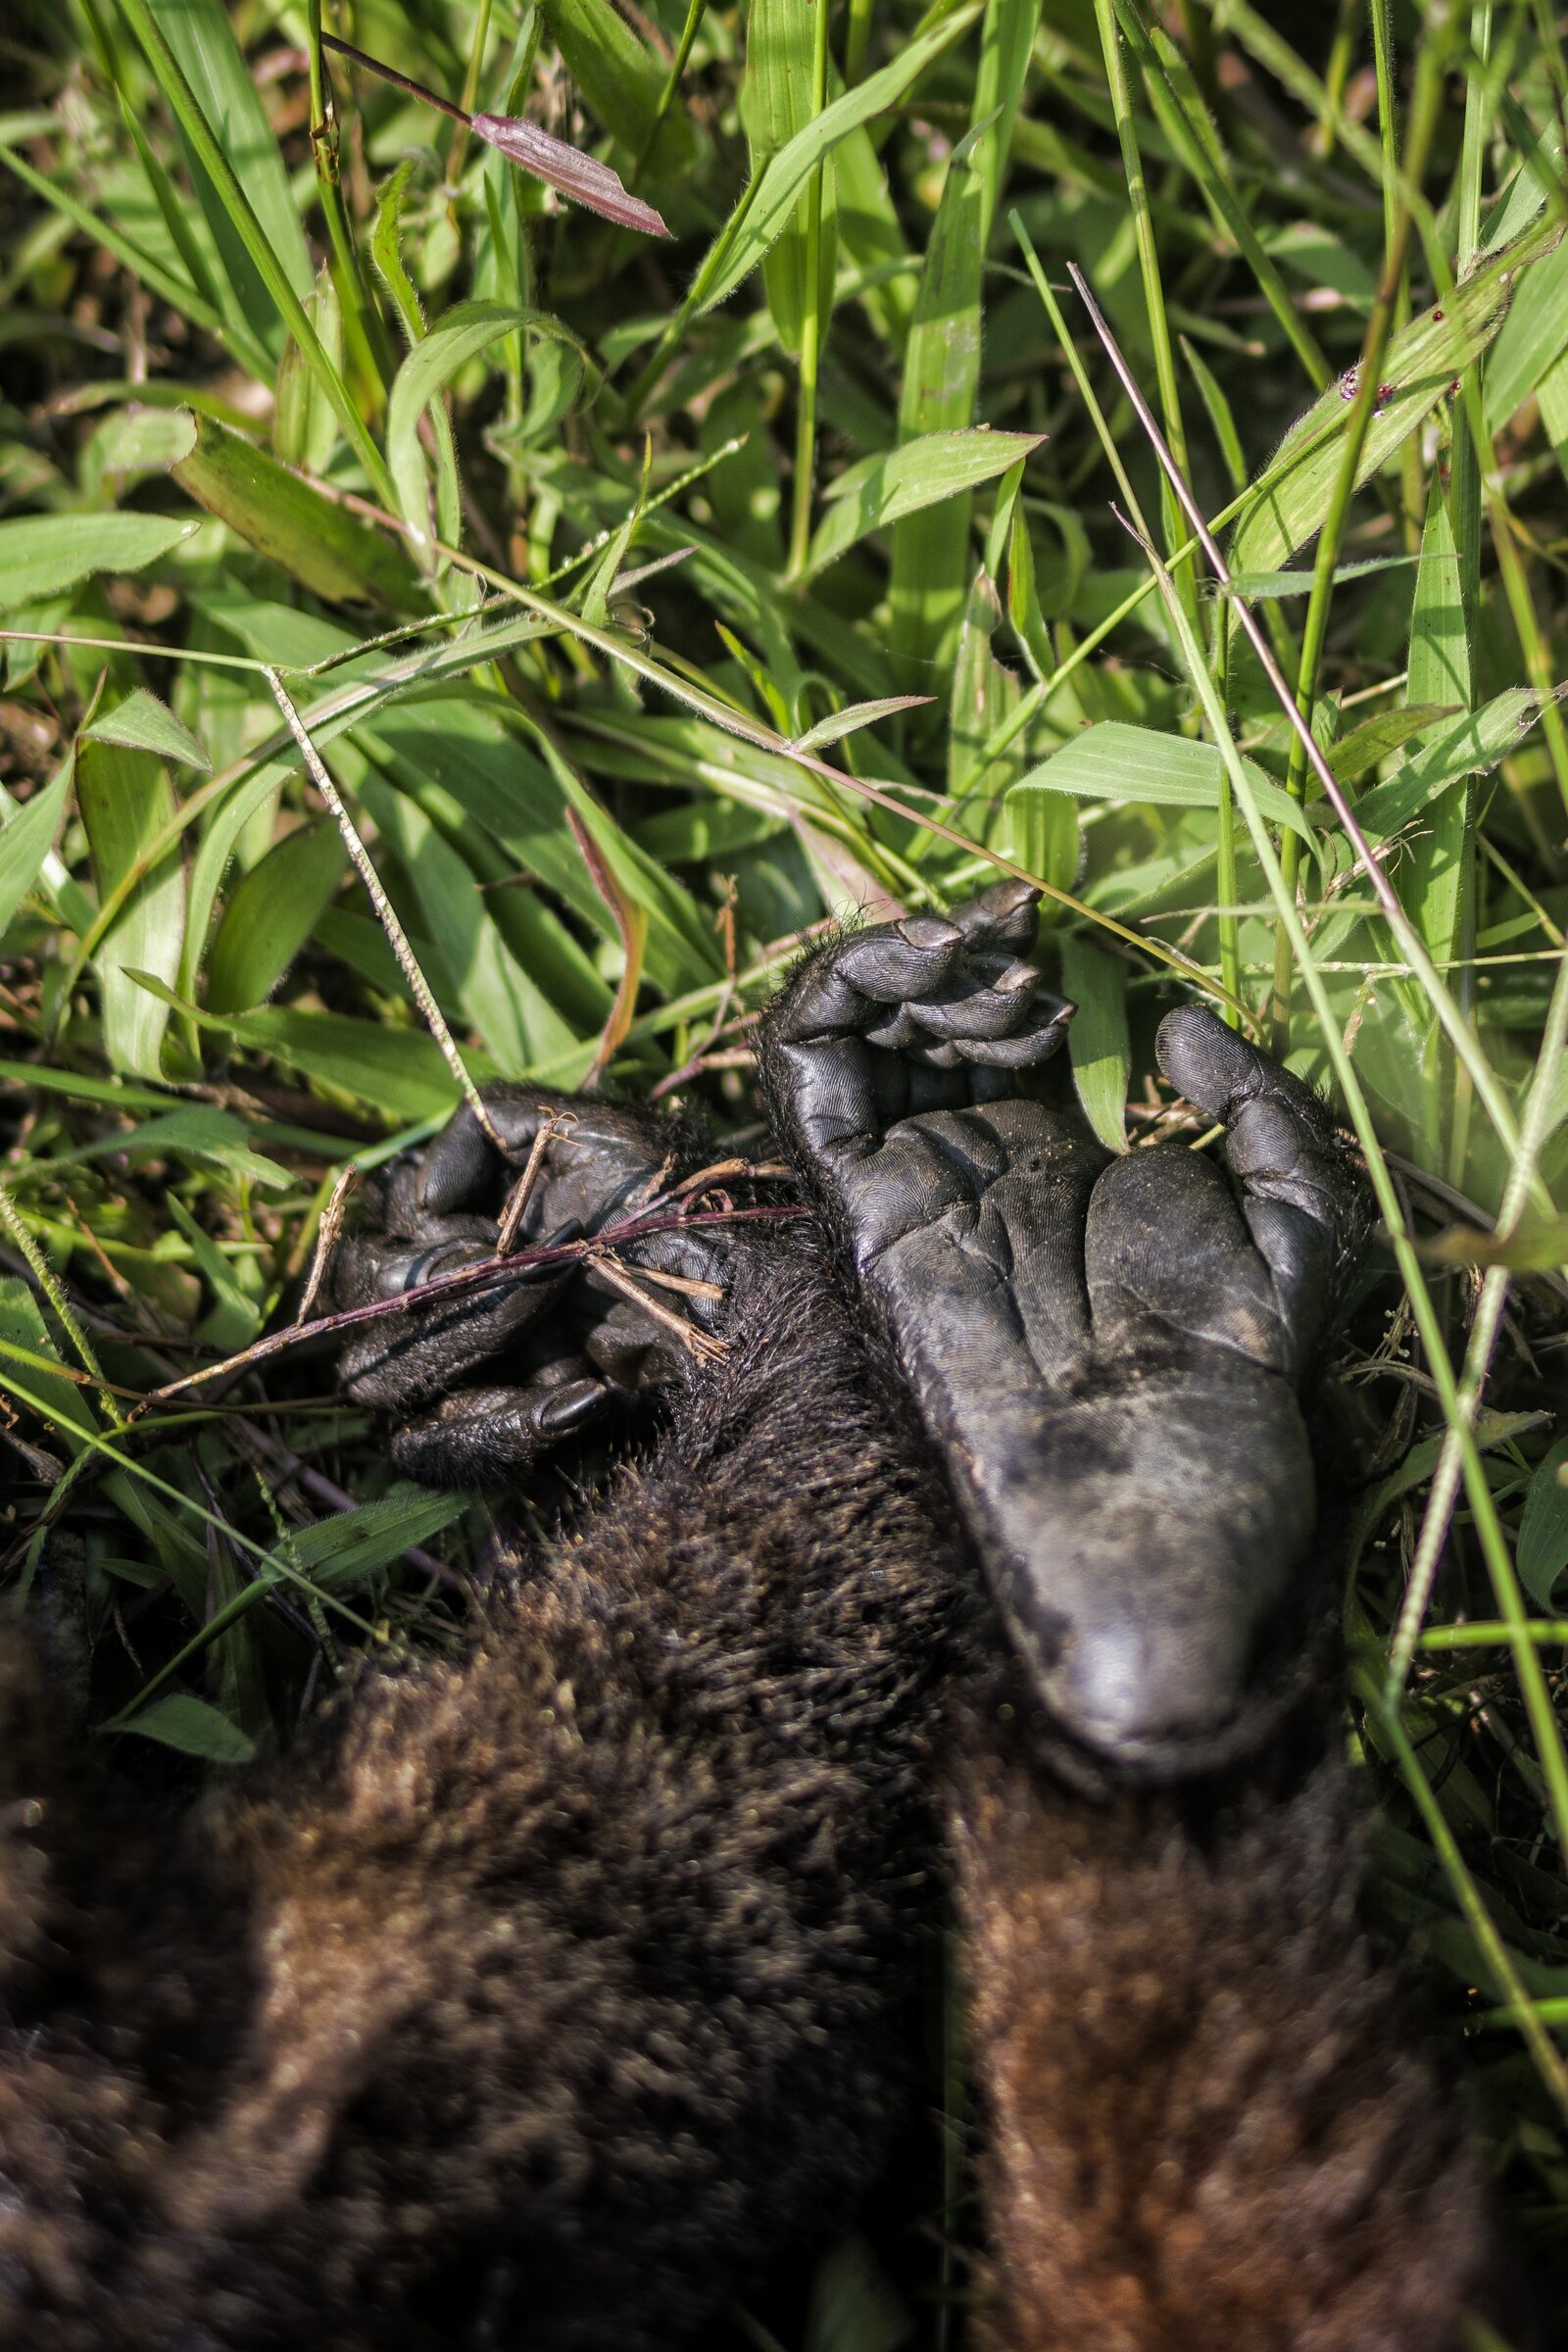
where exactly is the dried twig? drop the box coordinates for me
[584,1250,728,1362]
[295,1164,362,1327]
[497,1110,576,1254]
[131,1201,807,1410]
[267,669,512,1159]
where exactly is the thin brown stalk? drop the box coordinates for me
[497,1110,575,1253]
[267,669,512,1159]
[133,1203,807,1408]
[295,1164,362,1327]
[584,1250,728,1360]
[1063,264,1535,1186]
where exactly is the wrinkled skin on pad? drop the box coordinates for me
[760,884,1369,1780]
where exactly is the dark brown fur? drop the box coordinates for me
[952,1730,1492,2351]
[0,1235,971,2349]
[0,1223,1503,2347]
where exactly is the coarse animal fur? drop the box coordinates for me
[0,1232,973,2349]
[949,1726,1494,2351]
[0,1115,1509,2346]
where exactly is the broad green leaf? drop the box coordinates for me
[172,411,424,612]
[633,800,783,861]
[291,1487,472,1587]
[0,136,255,372]
[162,1192,263,1352]
[1228,556,1419,600]
[84,687,210,771]
[1008,722,1317,843]
[1005,499,1053,674]
[178,767,292,1005]
[371,157,425,344]
[206,820,347,1014]
[511,717,724,988]
[1264,220,1377,308]
[273,263,344,476]
[0,512,197,612]
[76,738,185,1078]
[1401,473,1471,968]
[1518,1439,1568,1608]
[1230,235,1547,574]
[0,761,71,935]
[119,1690,255,1765]
[970,0,1037,242]
[1182,335,1250,494]
[806,429,1043,577]
[55,1098,291,1191]
[1354,690,1559,839]
[995,772,1079,902]
[889,120,989,676]
[832,119,914,349]
[338,704,624,1009]
[949,569,1017,800]
[200,1513,268,1740]
[1486,232,1568,432]
[540,0,693,173]
[1483,120,1564,256]
[0,1279,97,1459]
[1537,338,1568,496]
[1118,5,1334,390]
[1328,704,1460,785]
[1059,932,1131,1154]
[0,1059,172,1111]
[696,6,982,317]
[222,1001,506,1120]
[1426,1215,1568,1271]
[82,402,206,502]
[362,778,578,1071]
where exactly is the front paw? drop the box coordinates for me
[328,1091,743,1488]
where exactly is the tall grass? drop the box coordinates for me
[2,0,1568,2329]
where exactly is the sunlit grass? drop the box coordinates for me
[2,0,1568,2328]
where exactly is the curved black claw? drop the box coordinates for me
[761,902,1370,1783]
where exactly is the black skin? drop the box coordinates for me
[331,1097,739,1487]
[344,881,1368,1782]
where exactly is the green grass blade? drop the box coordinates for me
[112,0,393,502]
[806,427,1043,577]
[75,737,186,1078]
[888,120,989,676]
[148,0,312,354]
[695,6,982,318]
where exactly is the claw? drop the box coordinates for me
[994,960,1038,997]
[952,879,1042,956]
[536,1377,610,1435]
[898,913,962,950]
[377,1238,492,1299]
